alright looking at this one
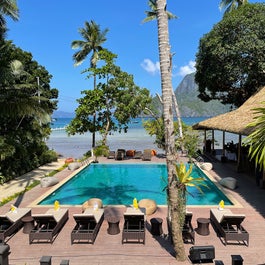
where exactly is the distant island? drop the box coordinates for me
[53,73,230,119]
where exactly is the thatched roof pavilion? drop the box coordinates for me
[193,86,265,136]
[192,86,265,174]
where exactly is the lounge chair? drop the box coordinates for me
[142,149,152,161]
[182,211,195,244]
[71,208,104,244]
[210,208,249,246]
[29,208,69,244]
[107,151,115,159]
[115,149,126,160]
[122,207,145,244]
[133,151,143,159]
[0,208,31,242]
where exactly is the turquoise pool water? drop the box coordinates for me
[39,163,233,206]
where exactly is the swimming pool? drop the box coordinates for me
[39,163,232,206]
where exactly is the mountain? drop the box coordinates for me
[52,110,74,118]
[175,72,230,117]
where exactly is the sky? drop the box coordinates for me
[6,0,262,113]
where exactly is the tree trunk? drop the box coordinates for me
[156,0,186,261]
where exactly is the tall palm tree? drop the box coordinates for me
[219,0,248,13]
[143,0,183,148]
[155,0,186,261]
[0,0,19,39]
[71,20,108,147]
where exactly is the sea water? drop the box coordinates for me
[47,117,238,158]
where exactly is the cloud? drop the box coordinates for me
[178,60,196,77]
[141,59,160,75]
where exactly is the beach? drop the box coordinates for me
[46,117,239,158]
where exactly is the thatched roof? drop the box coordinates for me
[192,86,265,136]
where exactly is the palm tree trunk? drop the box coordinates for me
[156,0,186,261]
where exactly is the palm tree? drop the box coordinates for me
[143,0,183,149]
[155,0,186,261]
[243,106,265,170]
[0,0,19,39]
[71,20,109,148]
[219,0,248,13]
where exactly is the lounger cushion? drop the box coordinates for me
[5,208,31,222]
[219,177,237,189]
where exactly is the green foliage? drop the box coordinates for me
[195,3,265,108]
[174,163,208,196]
[0,40,59,183]
[144,117,199,155]
[243,105,265,169]
[67,49,151,146]
[93,143,109,158]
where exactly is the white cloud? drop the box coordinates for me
[178,60,196,77]
[141,59,160,75]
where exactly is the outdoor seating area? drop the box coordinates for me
[29,208,69,244]
[182,211,195,244]
[71,208,104,244]
[107,148,158,161]
[0,208,31,242]
[210,208,249,246]
[122,207,146,244]
[0,156,264,265]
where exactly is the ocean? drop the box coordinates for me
[47,117,238,158]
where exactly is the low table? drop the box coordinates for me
[196,218,210,236]
[22,216,34,234]
[107,216,120,235]
[150,218,163,236]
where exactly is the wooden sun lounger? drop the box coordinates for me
[210,208,249,246]
[122,208,145,244]
[182,211,195,244]
[0,208,31,242]
[29,208,68,244]
[71,208,104,244]
[133,151,143,159]
[142,149,152,161]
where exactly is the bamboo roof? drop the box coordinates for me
[192,86,265,136]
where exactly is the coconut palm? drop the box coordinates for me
[155,0,186,261]
[71,20,108,148]
[143,0,183,148]
[0,0,19,38]
[219,0,248,13]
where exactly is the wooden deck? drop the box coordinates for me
[1,156,265,265]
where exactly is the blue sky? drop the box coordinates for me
[7,0,262,113]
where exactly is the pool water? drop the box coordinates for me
[39,163,232,206]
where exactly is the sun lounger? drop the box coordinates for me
[182,211,195,244]
[108,151,115,159]
[210,208,249,246]
[142,149,152,161]
[71,208,104,244]
[133,151,143,159]
[0,208,31,242]
[122,207,146,244]
[29,208,69,244]
[115,149,126,160]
